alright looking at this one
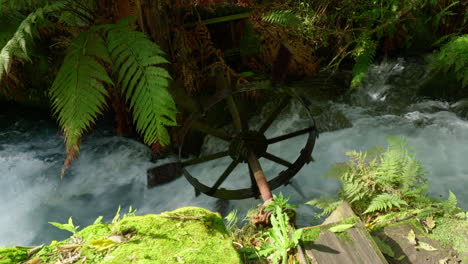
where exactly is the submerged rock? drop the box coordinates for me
[1,207,242,264]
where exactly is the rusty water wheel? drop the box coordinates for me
[178,88,318,201]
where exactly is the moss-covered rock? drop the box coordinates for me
[0,247,28,264]
[8,207,242,264]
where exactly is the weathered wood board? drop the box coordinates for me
[302,202,388,264]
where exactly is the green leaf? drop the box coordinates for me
[407,229,417,245]
[415,241,437,251]
[93,216,103,225]
[48,217,79,234]
[89,238,119,251]
[328,224,355,233]
[112,206,121,224]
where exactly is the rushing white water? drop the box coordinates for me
[1,56,467,247]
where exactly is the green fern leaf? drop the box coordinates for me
[440,191,458,214]
[262,10,301,27]
[0,0,51,12]
[433,35,468,87]
[364,193,407,214]
[351,36,376,88]
[49,29,113,177]
[104,18,177,146]
[0,2,63,80]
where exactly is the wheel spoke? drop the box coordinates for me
[182,151,229,167]
[248,165,260,199]
[267,127,314,144]
[262,152,292,168]
[226,95,243,133]
[259,97,289,134]
[191,120,231,141]
[208,159,240,194]
[247,152,273,202]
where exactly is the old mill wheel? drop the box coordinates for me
[177,85,318,201]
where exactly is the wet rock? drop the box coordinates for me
[418,70,466,102]
[373,219,465,264]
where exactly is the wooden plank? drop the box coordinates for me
[184,12,250,27]
[302,202,388,264]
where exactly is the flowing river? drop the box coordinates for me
[1,56,467,247]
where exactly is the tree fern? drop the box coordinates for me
[351,36,376,88]
[262,10,301,27]
[49,29,113,177]
[103,18,177,146]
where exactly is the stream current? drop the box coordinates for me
[1,56,467,246]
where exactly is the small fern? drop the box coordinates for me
[103,18,177,146]
[306,198,342,218]
[364,193,408,214]
[351,35,376,88]
[307,137,466,226]
[440,191,458,214]
[262,9,301,27]
[49,29,113,177]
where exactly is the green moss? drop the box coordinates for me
[104,207,240,264]
[336,230,354,246]
[78,224,112,241]
[29,207,241,264]
[301,226,322,242]
[372,236,395,258]
[0,247,28,264]
[430,217,468,262]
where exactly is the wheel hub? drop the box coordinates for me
[229,131,268,162]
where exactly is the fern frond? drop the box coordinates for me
[306,198,342,218]
[364,193,407,214]
[262,10,301,27]
[0,0,51,12]
[351,36,376,88]
[104,18,177,146]
[0,2,63,80]
[433,34,468,87]
[53,0,94,27]
[440,191,459,214]
[49,29,113,178]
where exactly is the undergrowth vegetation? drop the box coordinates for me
[307,137,467,227]
[261,0,466,87]
[226,194,302,264]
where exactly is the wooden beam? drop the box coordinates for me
[184,12,250,27]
